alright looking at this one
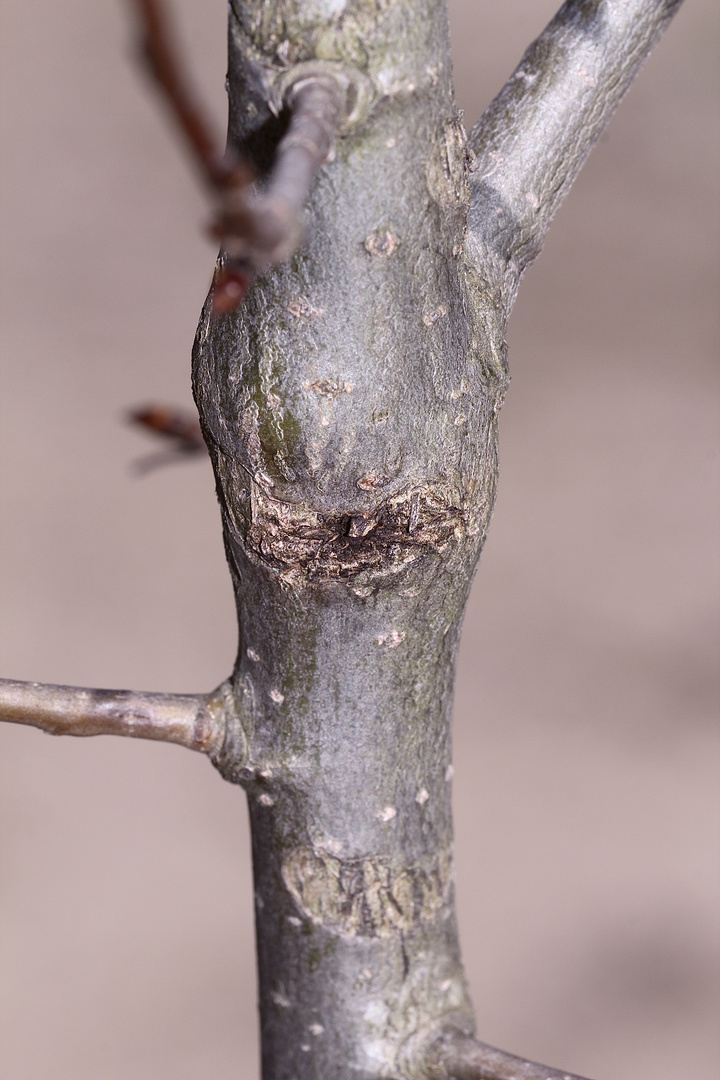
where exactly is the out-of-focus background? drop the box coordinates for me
[1,1,718,1077]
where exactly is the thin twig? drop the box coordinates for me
[430,1031,595,1080]
[210,74,343,314]
[127,0,343,314]
[0,677,228,755]
[129,0,230,187]
[129,404,206,452]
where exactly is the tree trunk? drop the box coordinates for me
[0,0,691,1077]
[192,0,681,1075]
[193,3,502,1073]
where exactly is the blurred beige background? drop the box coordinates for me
[1,1,718,1078]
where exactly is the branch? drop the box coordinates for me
[128,404,207,472]
[129,0,228,186]
[210,73,343,314]
[429,1031,595,1080]
[0,677,229,755]
[467,0,684,295]
[127,0,343,313]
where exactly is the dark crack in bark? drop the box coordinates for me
[243,484,467,583]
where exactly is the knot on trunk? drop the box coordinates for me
[238,482,468,584]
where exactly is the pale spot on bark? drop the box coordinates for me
[272,990,291,1008]
[247,648,260,662]
[416,788,429,805]
[377,805,397,822]
[287,299,324,318]
[408,492,420,533]
[525,191,540,209]
[308,1023,324,1036]
[287,916,302,927]
[270,689,285,704]
[357,474,381,490]
[385,137,396,148]
[376,630,405,648]
[445,764,454,781]
[423,304,447,327]
[364,229,400,257]
[303,378,353,399]
[454,414,467,426]
[364,998,389,1025]
[440,978,453,992]
[259,793,275,807]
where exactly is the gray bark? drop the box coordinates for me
[0,0,685,1077]
[194,3,493,1074]
[190,1,682,1076]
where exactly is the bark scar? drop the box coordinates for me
[282,847,451,937]
[241,485,467,583]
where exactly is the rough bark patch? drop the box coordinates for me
[282,847,451,936]
[246,484,466,583]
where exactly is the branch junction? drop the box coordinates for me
[0,677,230,755]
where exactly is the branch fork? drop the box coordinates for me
[428,1030,595,1080]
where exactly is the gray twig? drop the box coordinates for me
[430,1031,595,1080]
[468,0,684,298]
[128,0,343,313]
[0,677,229,755]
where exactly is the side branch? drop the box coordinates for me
[130,0,227,185]
[0,677,228,755]
[430,1031,595,1080]
[128,0,343,314]
[212,73,343,313]
[467,0,684,294]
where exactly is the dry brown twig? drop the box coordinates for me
[129,0,343,314]
[0,677,228,755]
[127,0,344,460]
[128,404,206,472]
